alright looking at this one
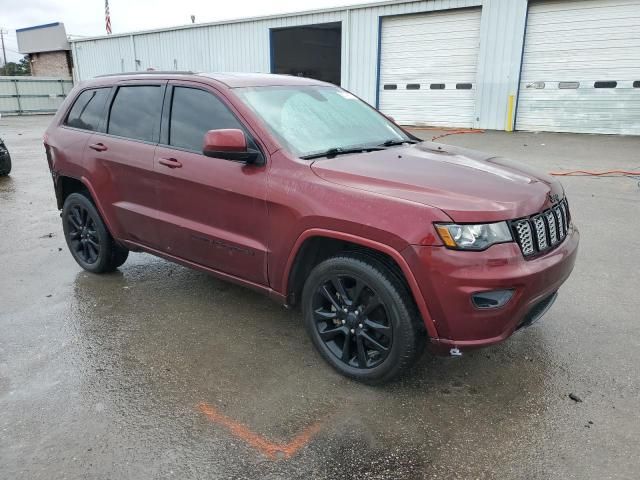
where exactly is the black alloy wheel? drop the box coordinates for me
[66,204,101,264]
[62,192,129,273]
[312,274,392,369]
[302,254,425,384]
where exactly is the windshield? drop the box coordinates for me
[234,85,412,157]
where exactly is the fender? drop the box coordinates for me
[56,173,120,242]
[282,228,439,338]
[79,175,119,238]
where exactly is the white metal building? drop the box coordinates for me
[69,0,640,135]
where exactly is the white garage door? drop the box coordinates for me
[517,0,640,135]
[378,8,481,128]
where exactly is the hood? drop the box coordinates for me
[310,142,564,223]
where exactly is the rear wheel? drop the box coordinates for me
[62,193,129,273]
[302,254,425,384]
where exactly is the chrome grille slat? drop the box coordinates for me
[545,210,558,245]
[560,202,568,232]
[554,206,565,239]
[512,199,571,258]
[515,220,534,256]
[532,215,548,250]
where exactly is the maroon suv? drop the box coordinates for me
[44,72,579,383]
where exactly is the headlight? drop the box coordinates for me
[435,222,512,251]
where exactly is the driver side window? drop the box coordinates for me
[169,87,257,153]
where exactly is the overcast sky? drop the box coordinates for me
[0,0,368,62]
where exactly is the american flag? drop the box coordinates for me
[105,0,112,35]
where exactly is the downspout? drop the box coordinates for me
[130,34,138,71]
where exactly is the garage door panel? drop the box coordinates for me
[526,33,640,48]
[527,19,640,36]
[517,0,640,135]
[528,10,640,26]
[379,8,481,128]
[524,58,640,72]
[382,28,480,40]
[384,24,480,38]
[382,38,480,51]
[528,0,639,13]
[381,62,479,73]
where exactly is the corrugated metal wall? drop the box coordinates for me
[70,0,527,130]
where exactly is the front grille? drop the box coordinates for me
[511,198,571,258]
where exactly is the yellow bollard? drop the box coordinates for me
[506,94,515,132]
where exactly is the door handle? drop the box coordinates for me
[158,157,182,169]
[89,142,108,152]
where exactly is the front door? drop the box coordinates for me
[153,82,269,285]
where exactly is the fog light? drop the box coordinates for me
[471,289,514,309]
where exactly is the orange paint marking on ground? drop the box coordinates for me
[198,402,323,460]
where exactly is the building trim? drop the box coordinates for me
[16,22,61,33]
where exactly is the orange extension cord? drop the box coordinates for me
[430,129,485,142]
[549,170,640,177]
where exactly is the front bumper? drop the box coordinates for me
[403,225,579,353]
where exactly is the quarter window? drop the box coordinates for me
[107,85,163,142]
[65,88,110,132]
[169,87,244,152]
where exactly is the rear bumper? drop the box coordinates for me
[403,225,579,353]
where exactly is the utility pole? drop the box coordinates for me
[0,29,7,72]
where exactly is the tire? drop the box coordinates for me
[302,253,425,384]
[62,192,129,273]
[0,152,10,176]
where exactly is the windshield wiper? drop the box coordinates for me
[300,146,385,160]
[378,139,420,147]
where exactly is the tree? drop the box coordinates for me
[0,55,31,76]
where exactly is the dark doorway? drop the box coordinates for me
[270,22,342,85]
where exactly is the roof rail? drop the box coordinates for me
[95,71,195,78]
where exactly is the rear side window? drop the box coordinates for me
[169,87,245,152]
[108,85,163,142]
[65,88,110,131]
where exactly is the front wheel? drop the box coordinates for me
[302,254,425,384]
[62,193,129,273]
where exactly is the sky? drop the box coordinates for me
[0,0,370,62]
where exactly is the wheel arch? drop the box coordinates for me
[56,174,117,240]
[282,229,438,338]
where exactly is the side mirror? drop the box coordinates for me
[202,129,263,165]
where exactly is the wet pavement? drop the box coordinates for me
[1,115,639,479]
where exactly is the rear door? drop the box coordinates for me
[153,82,269,285]
[84,81,165,248]
[57,86,111,183]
